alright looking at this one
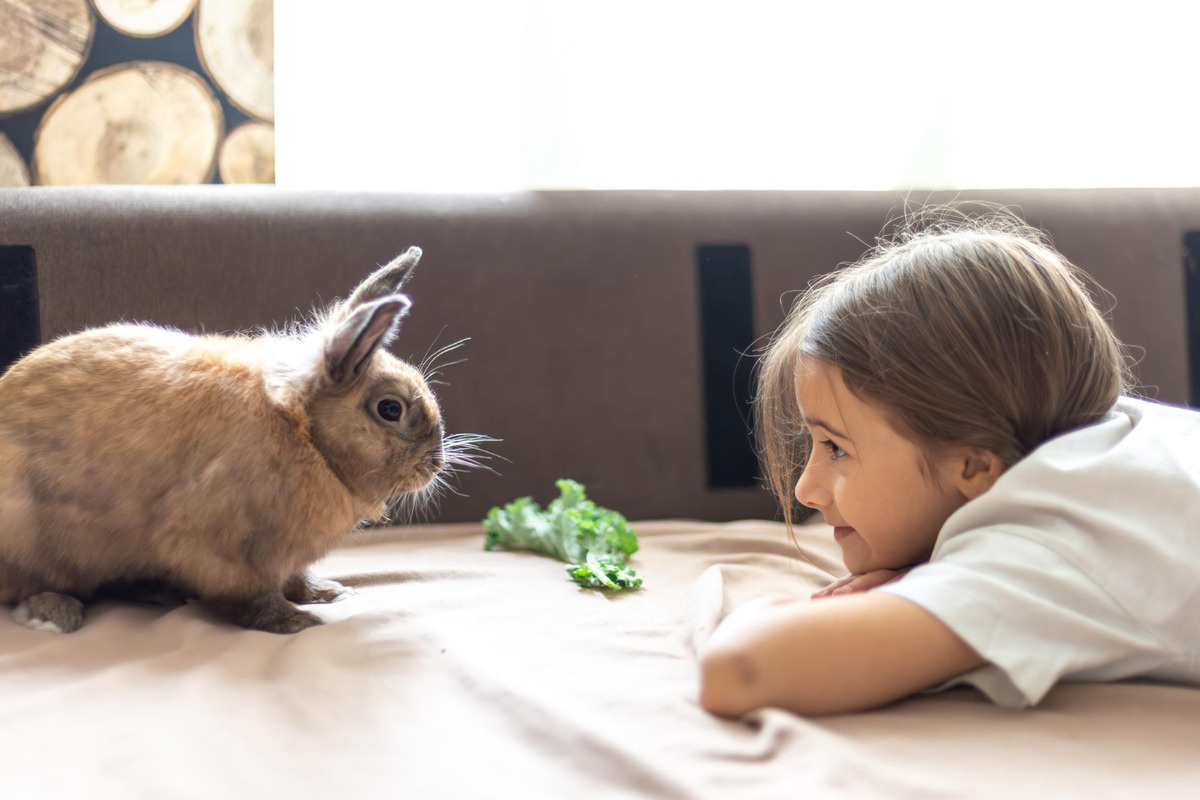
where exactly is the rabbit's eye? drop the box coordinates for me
[377,399,404,422]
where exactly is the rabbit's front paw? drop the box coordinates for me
[261,609,323,634]
[305,578,354,604]
[209,592,325,634]
[284,572,355,605]
[13,592,85,634]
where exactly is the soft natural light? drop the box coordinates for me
[276,1,1200,191]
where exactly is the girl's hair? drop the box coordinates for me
[756,206,1134,529]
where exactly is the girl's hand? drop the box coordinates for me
[811,567,912,598]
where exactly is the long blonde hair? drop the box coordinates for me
[756,207,1133,529]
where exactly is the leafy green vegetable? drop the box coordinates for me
[482,479,643,590]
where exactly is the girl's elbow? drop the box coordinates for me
[698,646,760,717]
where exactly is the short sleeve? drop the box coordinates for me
[877,529,1166,708]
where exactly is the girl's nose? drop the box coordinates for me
[794,463,831,510]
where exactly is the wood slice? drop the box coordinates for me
[218,120,273,183]
[32,61,223,185]
[195,0,273,122]
[0,0,95,117]
[0,132,31,186]
[91,0,197,38]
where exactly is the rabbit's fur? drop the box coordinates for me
[0,247,444,634]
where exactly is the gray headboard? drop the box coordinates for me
[2,186,1197,522]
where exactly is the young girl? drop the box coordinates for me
[698,210,1200,716]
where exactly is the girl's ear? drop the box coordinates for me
[953,448,1004,500]
[324,295,411,386]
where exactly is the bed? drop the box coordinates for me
[3,517,1198,798]
[2,187,1199,797]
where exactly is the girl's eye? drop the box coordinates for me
[821,440,847,461]
[377,399,405,422]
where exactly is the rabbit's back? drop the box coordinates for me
[0,325,359,599]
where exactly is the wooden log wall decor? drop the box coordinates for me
[33,62,223,184]
[0,0,273,186]
[219,120,274,184]
[93,0,196,37]
[0,0,95,118]
[196,0,273,123]
[0,132,31,186]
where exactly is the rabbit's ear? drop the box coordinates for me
[344,246,422,312]
[324,294,412,385]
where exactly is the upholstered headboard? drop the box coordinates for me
[1,186,1196,522]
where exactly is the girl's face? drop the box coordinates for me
[793,357,972,575]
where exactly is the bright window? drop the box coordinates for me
[276,1,1200,191]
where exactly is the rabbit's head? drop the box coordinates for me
[299,248,445,509]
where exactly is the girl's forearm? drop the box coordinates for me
[698,593,985,717]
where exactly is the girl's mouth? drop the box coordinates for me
[833,526,856,542]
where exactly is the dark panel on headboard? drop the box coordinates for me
[0,245,39,375]
[1183,232,1200,407]
[697,244,758,487]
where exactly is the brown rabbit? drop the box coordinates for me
[0,247,446,634]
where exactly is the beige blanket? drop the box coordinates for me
[2,518,1198,798]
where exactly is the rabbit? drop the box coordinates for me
[0,246,446,634]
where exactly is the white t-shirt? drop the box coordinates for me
[878,396,1200,708]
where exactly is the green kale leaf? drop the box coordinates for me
[482,479,643,590]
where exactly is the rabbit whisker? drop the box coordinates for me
[419,337,471,377]
[415,324,451,372]
[441,434,505,475]
[424,357,469,383]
